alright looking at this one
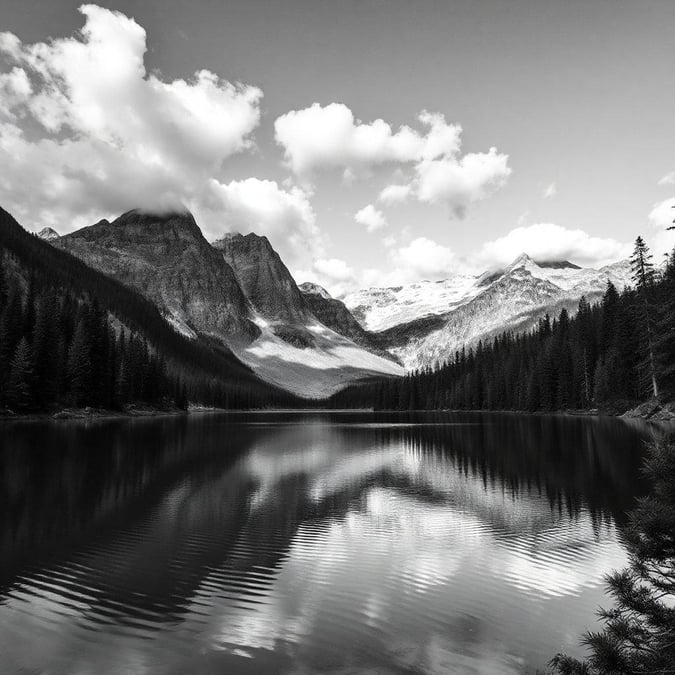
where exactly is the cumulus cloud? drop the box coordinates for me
[378,183,412,205]
[358,237,460,288]
[0,4,267,233]
[274,104,460,175]
[203,178,320,266]
[275,103,510,217]
[355,204,387,232]
[294,257,357,297]
[478,223,631,270]
[657,172,675,187]
[646,197,675,259]
[414,148,511,217]
[648,197,675,229]
[390,237,457,280]
[543,182,557,198]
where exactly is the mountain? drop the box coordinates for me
[299,282,331,300]
[299,282,400,364]
[210,232,403,395]
[55,210,258,341]
[214,233,311,324]
[0,206,294,409]
[53,210,402,397]
[344,254,632,370]
[37,227,60,241]
[214,233,314,348]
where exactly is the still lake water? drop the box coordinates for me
[0,411,659,674]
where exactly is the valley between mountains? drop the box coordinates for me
[28,207,632,397]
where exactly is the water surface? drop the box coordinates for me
[0,411,656,674]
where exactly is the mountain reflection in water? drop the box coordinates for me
[0,411,654,674]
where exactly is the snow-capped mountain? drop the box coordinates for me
[344,254,632,371]
[37,227,60,241]
[342,271,479,332]
[53,210,401,397]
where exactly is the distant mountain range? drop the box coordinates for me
[35,208,632,391]
[342,253,632,370]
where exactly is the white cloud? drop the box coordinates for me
[275,103,510,218]
[414,148,511,217]
[0,5,263,231]
[646,197,675,259]
[202,178,320,267]
[355,204,387,232]
[295,257,356,297]
[657,171,675,186]
[274,104,461,176]
[378,183,412,205]
[648,197,675,229]
[390,237,457,280]
[0,67,32,116]
[543,182,557,198]
[478,223,630,270]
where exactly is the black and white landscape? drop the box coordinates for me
[1,2,675,674]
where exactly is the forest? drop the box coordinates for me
[331,236,675,414]
[0,207,299,413]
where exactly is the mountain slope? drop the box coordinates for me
[342,271,479,332]
[55,210,258,341]
[347,254,632,371]
[299,282,401,364]
[52,210,402,396]
[0,206,294,405]
[214,233,312,325]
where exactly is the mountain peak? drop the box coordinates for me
[299,282,332,299]
[214,230,312,325]
[37,227,60,241]
[508,252,535,268]
[72,208,205,243]
[212,232,273,253]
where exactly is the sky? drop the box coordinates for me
[1,0,674,294]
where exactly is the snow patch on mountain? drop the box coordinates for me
[344,254,632,336]
[230,315,403,398]
[165,312,197,339]
[342,272,479,332]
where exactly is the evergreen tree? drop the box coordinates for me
[5,337,34,411]
[551,436,675,674]
[630,236,659,399]
[66,318,93,406]
[655,247,675,397]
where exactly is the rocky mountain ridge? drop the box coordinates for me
[342,253,632,370]
[299,282,400,364]
[37,227,60,241]
[56,210,258,341]
[52,209,402,396]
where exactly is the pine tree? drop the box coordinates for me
[656,249,675,396]
[66,318,93,406]
[551,436,675,673]
[630,236,659,399]
[32,293,59,409]
[6,337,34,411]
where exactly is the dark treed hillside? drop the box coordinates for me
[0,207,300,412]
[331,237,675,414]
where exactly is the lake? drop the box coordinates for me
[0,411,658,674]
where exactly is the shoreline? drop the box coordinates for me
[0,404,223,423]
[3,401,674,423]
